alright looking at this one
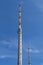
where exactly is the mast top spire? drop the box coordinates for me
[18,1,22,29]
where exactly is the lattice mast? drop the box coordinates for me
[28,48,31,65]
[18,3,22,65]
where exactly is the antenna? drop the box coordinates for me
[17,2,22,65]
[28,48,31,65]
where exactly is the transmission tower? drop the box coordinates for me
[28,48,31,65]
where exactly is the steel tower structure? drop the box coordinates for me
[17,3,22,65]
[28,48,31,65]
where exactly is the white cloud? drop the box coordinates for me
[0,38,18,59]
[0,55,16,59]
[0,38,18,48]
[32,0,43,11]
[30,49,40,53]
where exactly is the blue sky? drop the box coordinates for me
[0,0,43,65]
